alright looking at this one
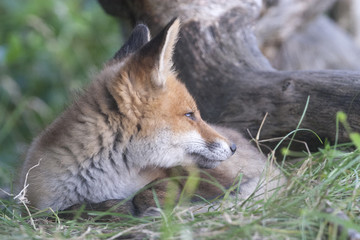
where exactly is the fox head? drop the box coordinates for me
[100,18,236,169]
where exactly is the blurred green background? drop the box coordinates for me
[0,0,121,188]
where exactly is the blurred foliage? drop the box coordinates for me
[0,0,121,187]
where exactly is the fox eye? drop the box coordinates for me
[185,112,196,121]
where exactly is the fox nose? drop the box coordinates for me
[230,143,237,154]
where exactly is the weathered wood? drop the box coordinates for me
[257,0,360,71]
[217,70,360,142]
[256,0,337,47]
[331,0,360,47]
[265,15,360,70]
[98,0,360,147]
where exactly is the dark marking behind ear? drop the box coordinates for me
[136,123,142,133]
[113,24,150,61]
[122,148,130,171]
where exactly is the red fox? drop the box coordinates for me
[18,18,239,211]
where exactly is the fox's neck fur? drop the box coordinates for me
[22,63,163,209]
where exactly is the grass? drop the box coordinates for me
[0,130,359,239]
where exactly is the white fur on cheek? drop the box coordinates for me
[180,131,233,161]
[126,129,233,169]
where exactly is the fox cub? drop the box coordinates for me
[19,18,284,214]
[19,18,237,211]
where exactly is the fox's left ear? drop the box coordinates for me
[138,18,180,88]
[112,24,151,61]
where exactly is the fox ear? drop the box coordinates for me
[113,24,151,61]
[138,18,180,88]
